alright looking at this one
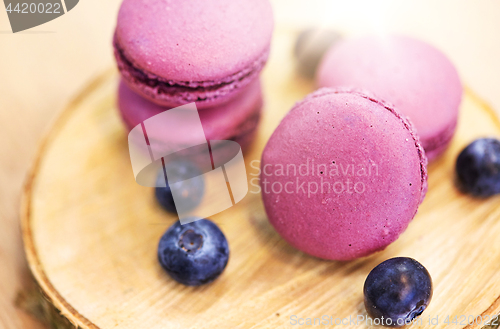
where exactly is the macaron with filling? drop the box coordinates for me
[261,88,427,261]
[114,0,274,109]
[317,35,462,160]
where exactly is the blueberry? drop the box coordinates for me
[364,257,432,327]
[155,160,205,213]
[158,218,229,286]
[456,138,500,197]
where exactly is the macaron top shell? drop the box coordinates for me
[115,0,274,83]
[261,88,427,260]
[317,35,462,160]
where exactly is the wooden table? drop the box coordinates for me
[1,1,499,328]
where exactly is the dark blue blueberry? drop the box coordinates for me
[155,177,176,212]
[456,138,500,197]
[155,161,205,213]
[158,218,229,286]
[364,257,432,327]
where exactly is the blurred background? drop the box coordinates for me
[1,0,499,327]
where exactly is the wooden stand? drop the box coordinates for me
[22,29,500,329]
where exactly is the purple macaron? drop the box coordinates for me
[317,35,462,160]
[118,78,263,154]
[261,88,428,261]
[114,0,274,109]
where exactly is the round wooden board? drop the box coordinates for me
[22,29,500,329]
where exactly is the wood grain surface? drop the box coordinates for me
[2,2,500,329]
[21,28,500,329]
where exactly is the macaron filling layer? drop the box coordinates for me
[114,34,269,106]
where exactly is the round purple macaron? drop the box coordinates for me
[118,78,263,153]
[317,35,462,161]
[261,88,427,261]
[114,0,274,109]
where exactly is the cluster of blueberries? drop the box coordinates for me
[154,137,500,326]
